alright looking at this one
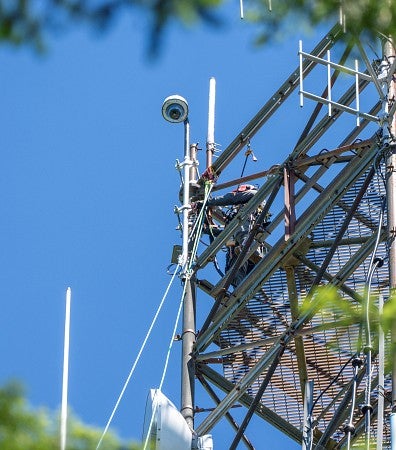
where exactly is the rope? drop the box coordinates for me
[96,264,181,450]
[142,276,188,450]
[188,183,212,270]
[99,183,212,449]
[189,182,213,239]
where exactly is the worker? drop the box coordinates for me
[206,184,258,248]
[203,184,268,287]
[206,184,257,208]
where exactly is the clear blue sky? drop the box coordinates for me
[0,3,329,448]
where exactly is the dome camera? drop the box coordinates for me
[162,95,189,123]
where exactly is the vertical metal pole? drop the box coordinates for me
[384,37,396,449]
[180,120,191,270]
[377,294,384,450]
[299,40,304,108]
[302,380,314,450]
[327,50,332,117]
[181,275,196,429]
[284,166,296,241]
[180,119,196,430]
[355,59,361,127]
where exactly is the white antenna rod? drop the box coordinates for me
[207,77,216,168]
[239,0,244,19]
[208,77,216,144]
[60,287,71,450]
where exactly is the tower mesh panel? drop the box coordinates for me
[219,169,390,447]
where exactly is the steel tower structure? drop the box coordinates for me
[172,24,396,449]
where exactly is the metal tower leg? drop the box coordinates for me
[302,381,314,450]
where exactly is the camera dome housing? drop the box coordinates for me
[162,95,189,123]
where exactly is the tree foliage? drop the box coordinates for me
[0,0,222,54]
[0,380,140,450]
[0,0,395,54]
[246,0,396,45]
[300,285,396,363]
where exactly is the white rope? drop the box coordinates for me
[96,265,181,450]
[159,278,187,391]
[99,184,213,449]
[143,278,188,450]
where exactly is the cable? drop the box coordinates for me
[363,192,385,351]
[239,139,253,179]
[311,354,356,414]
[345,357,363,450]
[360,187,385,448]
[96,264,181,450]
[212,256,225,277]
[362,256,384,449]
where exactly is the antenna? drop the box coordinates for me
[207,77,216,168]
[298,40,380,126]
[60,287,71,450]
[142,390,213,450]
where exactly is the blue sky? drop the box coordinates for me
[0,3,333,448]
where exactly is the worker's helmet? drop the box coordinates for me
[233,184,256,193]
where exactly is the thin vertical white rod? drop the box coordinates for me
[61,287,71,450]
[339,2,346,31]
[239,0,244,19]
[299,40,304,107]
[207,77,216,145]
[377,294,384,450]
[355,59,361,127]
[327,50,332,117]
[207,77,216,168]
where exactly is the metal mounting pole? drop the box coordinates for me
[180,119,191,270]
[180,118,196,430]
[302,380,314,450]
[383,37,396,449]
[181,273,196,429]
